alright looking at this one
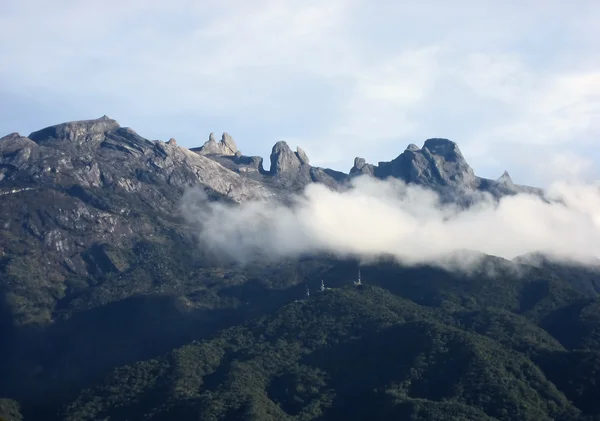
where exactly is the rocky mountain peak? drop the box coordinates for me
[270,141,297,175]
[0,133,37,160]
[497,170,514,185]
[221,133,237,153]
[422,138,464,162]
[1,132,23,141]
[350,157,375,176]
[268,141,312,175]
[28,116,120,144]
[354,157,366,168]
[1,115,542,208]
[193,132,239,156]
[374,138,476,191]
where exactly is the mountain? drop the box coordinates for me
[0,116,544,316]
[1,116,599,420]
[349,139,542,201]
[58,276,600,421]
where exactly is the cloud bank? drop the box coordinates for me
[181,176,600,269]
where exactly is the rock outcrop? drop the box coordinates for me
[350,157,375,177]
[192,132,239,156]
[375,138,477,191]
[28,115,120,144]
[266,141,344,190]
[20,119,268,201]
[341,139,545,202]
[296,147,310,165]
[497,171,514,186]
[269,141,302,175]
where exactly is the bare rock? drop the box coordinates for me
[497,171,514,186]
[193,132,239,156]
[28,115,120,144]
[350,157,375,176]
[270,141,301,175]
[295,147,310,165]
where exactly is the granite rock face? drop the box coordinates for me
[28,115,120,145]
[192,132,239,156]
[295,146,310,165]
[347,139,541,200]
[1,118,271,203]
[498,171,514,186]
[1,117,544,225]
[375,138,477,190]
[350,157,375,177]
[270,141,303,175]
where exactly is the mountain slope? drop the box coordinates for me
[63,286,584,421]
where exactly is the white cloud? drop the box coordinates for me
[181,177,600,270]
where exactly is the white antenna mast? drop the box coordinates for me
[354,268,362,286]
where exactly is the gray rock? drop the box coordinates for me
[350,157,375,176]
[420,138,477,188]
[3,117,274,205]
[193,132,239,156]
[28,115,120,144]
[269,141,302,175]
[374,139,477,193]
[221,133,238,155]
[295,147,310,165]
[497,171,514,186]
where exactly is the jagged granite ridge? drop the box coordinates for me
[350,138,542,200]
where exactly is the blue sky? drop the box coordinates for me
[1,0,599,187]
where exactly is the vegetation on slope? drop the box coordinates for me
[63,284,594,421]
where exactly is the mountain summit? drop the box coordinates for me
[28,115,121,144]
[1,116,539,203]
[498,170,514,185]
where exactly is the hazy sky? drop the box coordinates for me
[1,0,599,186]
